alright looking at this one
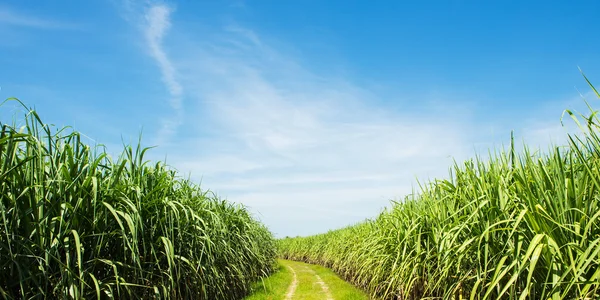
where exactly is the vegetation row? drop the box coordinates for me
[279,79,600,299]
[0,100,277,299]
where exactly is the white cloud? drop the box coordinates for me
[138,25,482,237]
[144,5,182,103]
[0,6,78,29]
[490,92,594,154]
[140,4,184,144]
[123,5,582,237]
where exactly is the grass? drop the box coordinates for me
[245,260,293,300]
[0,99,277,299]
[288,260,327,299]
[309,263,368,300]
[278,76,600,299]
[246,259,368,300]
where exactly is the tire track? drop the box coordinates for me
[284,264,298,300]
[306,266,334,300]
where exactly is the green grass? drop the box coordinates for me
[246,259,368,300]
[309,263,368,300]
[245,260,293,300]
[0,99,277,299]
[279,76,600,299]
[288,260,327,299]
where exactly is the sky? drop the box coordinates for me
[1,0,600,237]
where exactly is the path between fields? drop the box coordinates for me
[245,259,367,300]
[284,261,334,300]
[307,268,334,300]
[284,264,298,299]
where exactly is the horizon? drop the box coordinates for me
[1,0,600,237]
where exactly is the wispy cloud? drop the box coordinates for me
[144,5,182,108]
[0,6,77,29]
[519,91,594,150]
[120,4,580,237]
[144,25,484,237]
[122,1,184,144]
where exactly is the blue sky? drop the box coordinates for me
[1,0,599,237]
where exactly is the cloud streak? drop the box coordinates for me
[145,26,486,237]
[0,6,78,29]
[123,5,580,237]
[142,4,183,143]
